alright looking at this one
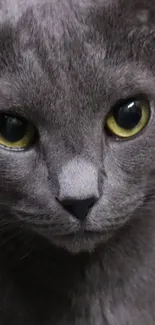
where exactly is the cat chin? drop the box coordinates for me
[49,233,111,254]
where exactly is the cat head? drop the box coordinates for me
[0,0,155,253]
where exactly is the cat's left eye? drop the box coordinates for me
[105,98,150,138]
[0,114,36,149]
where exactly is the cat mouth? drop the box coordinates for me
[54,230,107,240]
[51,230,111,253]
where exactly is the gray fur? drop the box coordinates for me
[0,0,155,324]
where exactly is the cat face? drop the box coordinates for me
[0,0,155,253]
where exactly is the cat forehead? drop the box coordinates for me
[0,0,154,24]
[0,0,154,118]
[0,0,154,53]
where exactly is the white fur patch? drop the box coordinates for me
[58,158,99,201]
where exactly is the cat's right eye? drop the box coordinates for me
[0,114,36,150]
[105,98,150,138]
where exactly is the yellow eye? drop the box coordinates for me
[105,98,150,138]
[0,114,36,149]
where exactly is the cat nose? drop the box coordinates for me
[59,197,97,221]
[57,158,99,221]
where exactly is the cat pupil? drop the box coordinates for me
[113,101,142,130]
[0,115,27,142]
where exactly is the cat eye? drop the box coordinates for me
[0,114,36,149]
[105,98,150,138]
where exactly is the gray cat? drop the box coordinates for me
[0,0,155,324]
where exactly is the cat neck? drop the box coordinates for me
[0,212,154,295]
